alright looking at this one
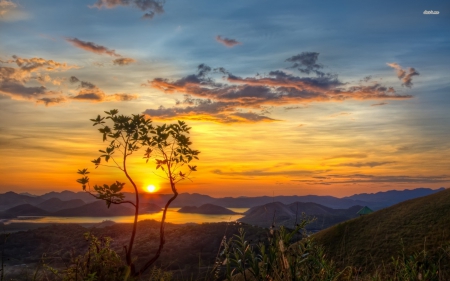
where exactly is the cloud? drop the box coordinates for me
[285,52,326,76]
[332,161,395,168]
[387,63,420,88]
[66,38,121,57]
[143,99,276,123]
[36,96,67,106]
[144,54,414,123]
[90,0,164,20]
[212,168,316,177]
[0,56,76,101]
[371,102,387,106]
[113,57,136,65]
[329,112,351,118]
[292,174,450,185]
[324,153,368,160]
[0,0,16,17]
[216,35,241,47]
[69,77,138,102]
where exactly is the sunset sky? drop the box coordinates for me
[1,0,449,197]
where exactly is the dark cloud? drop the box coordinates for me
[387,63,420,88]
[333,161,395,168]
[286,52,326,77]
[112,57,136,65]
[65,38,120,57]
[371,102,388,106]
[90,0,164,20]
[36,96,66,106]
[216,35,241,47]
[145,54,414,123]
[69,76,80,83]
[0,77,49,99]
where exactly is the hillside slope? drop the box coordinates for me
[314,188,450,271]
[239,201,361,231]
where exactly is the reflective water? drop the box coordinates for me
[5,208,249,224]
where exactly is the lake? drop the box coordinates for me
[3,208,249,225]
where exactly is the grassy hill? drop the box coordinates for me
[314,188,450,272]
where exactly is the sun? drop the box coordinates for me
[146,185,156,193]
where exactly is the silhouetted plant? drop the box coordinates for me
[76,109,199,277]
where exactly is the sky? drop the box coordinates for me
[0,0,449,197]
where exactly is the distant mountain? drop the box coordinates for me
[239,201,362,231]
[36,198,86,212]
[0,204,49,218]
[314,188,450,272]
[344,187,445,208]
[0,192,44,211]
[53,201,135,217]
[40,190,97,203]
[0,187,444,215]
[178,204,237,215]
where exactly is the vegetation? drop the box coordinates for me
[76,109,199,276]
[313,188,450,273]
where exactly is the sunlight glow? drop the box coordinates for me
[146,185,156,193]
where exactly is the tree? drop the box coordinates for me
[76,109,200,276]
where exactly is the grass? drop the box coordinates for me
[313,188,450,273]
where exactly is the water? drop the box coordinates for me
[4,208,249,225]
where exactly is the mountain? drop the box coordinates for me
[140,203,162,213]
[239,201,361,231]
[0,192,44,211]
[313,188,450,271]
[178,204,238,215]
[343,187,446,209]
[0,204,49,218]
[53,201,135,217]
[36,198,86,212]
[39,190,97,203]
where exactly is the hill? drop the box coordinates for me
[140,203,162,213]
[238,201,361,231]
[0,204,49,218]
[53,201,135,217]
[178,204,237,214]
[36,198,86,212]
[314,188,450,271]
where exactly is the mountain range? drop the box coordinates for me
[0,187,445,220]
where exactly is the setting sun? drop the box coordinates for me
[146,185,156,193]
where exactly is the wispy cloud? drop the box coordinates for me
[69,76,138,102]
[66,38,121,57]
[371,102,387,106]
[332,161,395,168]
[90,0,164,20]
[36,96,67,106]
[0,0,16,17]
[113,57,136,65]
[323,154,368,160]
[216,35,241,47]
[292,174,450,185]
[387,62,420,88]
